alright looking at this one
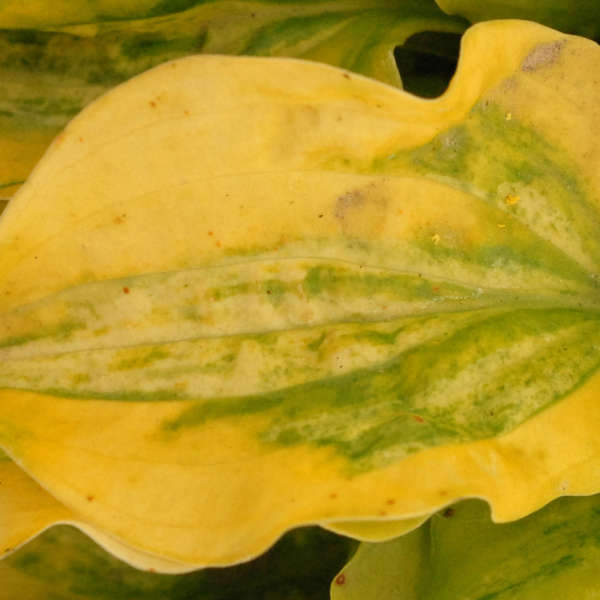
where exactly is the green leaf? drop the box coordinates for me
[1,20,600,567]
[436,0,600,39]
[0,0,465,195]
[0,523,355,600]
[332,494,600,599]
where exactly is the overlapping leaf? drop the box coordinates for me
[332,494,600,599]
[0,520,354,600]
[437,0,600,39]
[1,20,599,567]
[0,0,465,196]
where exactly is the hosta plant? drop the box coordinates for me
[1,1,600,598]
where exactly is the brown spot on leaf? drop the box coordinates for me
[149,100,157,108]
[335,573,346,586]
[386,498,395,505]
[123,287,130,294]
[522,40,565,72]
[329,492,338,499]
[443,507,455,518]
[87,495,94,502]
[413,415,425,423]
[335,189,364,220]
[333,183,389,238]
[342,73,350,79]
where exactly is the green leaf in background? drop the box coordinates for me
[437,0,600,39]
[0,523,356,600]
[0,0,466,196]
[332,494,600,599]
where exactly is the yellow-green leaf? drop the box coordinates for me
[0,0,466,196]
[436,0,600,39]
[332,494,600,599]
[1,20,600,567]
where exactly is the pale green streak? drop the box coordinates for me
[2,249,600,472]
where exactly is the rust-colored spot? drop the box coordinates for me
[78,137,84,142]
[87,495,94,502]
[148,567,156,573]
[329,492,338,499]
[216,240,222,247]
[266,289,272,295]
[149,100,157,108]
[342,73,350,79]
[413,415,425,423]
[432,287,440,293]
[208,231,214,236]
[184,109,190,116]
[318,214,324,218]
[386,498,395,505]
[335,574,346,586]
[443,507,455,518]
[123,287,130,294]
[378,510,387,516]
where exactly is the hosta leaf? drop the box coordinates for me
[0,452,201,573]
[331,494,600,599]
[322,514,429,543]
[1,20,600,567]
[0,523,354,600]
[436,0,600,39]
[0,0,466,196]
[0,0,195,27]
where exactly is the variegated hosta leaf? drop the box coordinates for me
[0,522,355,600]
[0,0,466,196]
[1,20,600,567]
[0,0,189,27]
[436,0,600,39]
[331,494,600,599]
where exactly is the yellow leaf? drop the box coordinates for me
[1,20,599,567]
